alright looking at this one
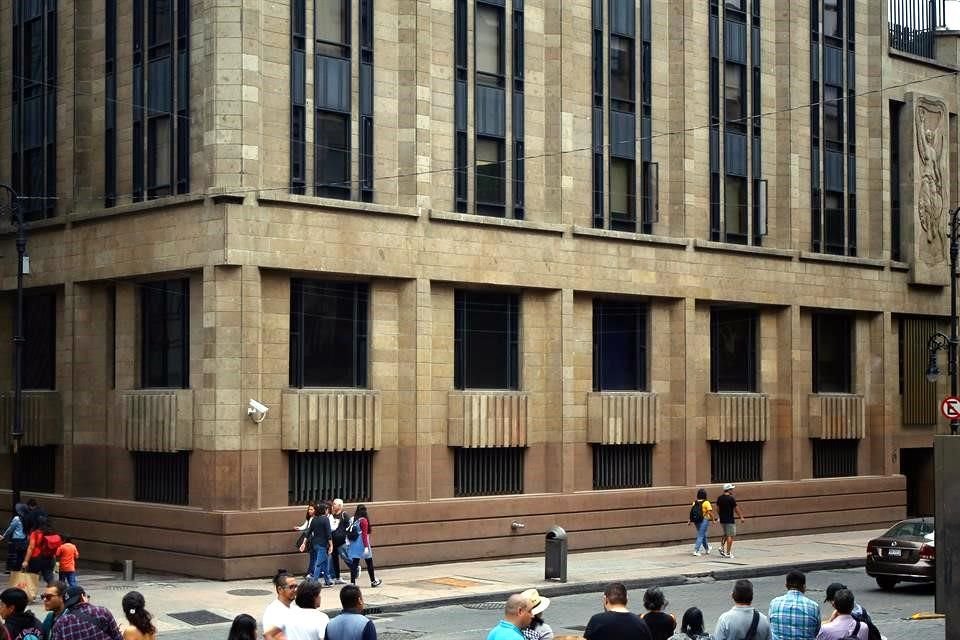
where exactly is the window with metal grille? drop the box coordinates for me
[454,290,520,390]
[812,438,858,478]
[454,447,524,497]
[899,316,942,426]
[710,441,762,483]
[133,451,189,505]
[140,279,189,388]
[593,299,648,391]
[20,446,57,493]
[592,444,653,490]
[812,312,852,393]
[288,451,373,504]
[710,307,758,392]
[289,280,368,388]
[22,292,56,391]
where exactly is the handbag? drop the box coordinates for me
[7,570,40,601]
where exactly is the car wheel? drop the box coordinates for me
[876,576,898,590]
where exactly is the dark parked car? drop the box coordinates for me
[866,518,935,590]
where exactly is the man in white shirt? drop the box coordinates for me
[284,580,330,640]
[263,570,299,636]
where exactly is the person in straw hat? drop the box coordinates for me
[520,589,554,640]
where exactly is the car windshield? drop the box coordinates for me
[885,520,935,537]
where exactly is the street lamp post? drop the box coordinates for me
[0,184,26,511]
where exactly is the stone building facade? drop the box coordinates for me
[0,0,956,578]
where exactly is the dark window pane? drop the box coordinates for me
[22,293,56,390]
[140,279,189,388]
[134,451,189,505]
[813,313,852,393]
[824,0,842,39]
[610,157,635,231]
[824,84,843,144]
[316,111,351,198]
[315,0,349,45]
[476,137,505,209]
[148,115,173,196]
[824,191,844,254]
[711,307,757,392]
[455,290,519,390]
[148,0,173,45]
[476,4,503,80]
[609,35,634,109]
[724,175,748,244]
[593,300,648,391]
[290,280,368,388]
[812,439,857,477]
[724,62,745,126]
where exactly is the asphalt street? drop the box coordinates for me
[160,567,943,639]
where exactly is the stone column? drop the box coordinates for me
[414,278,434,501]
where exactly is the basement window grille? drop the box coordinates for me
[710,441,763,483]
[454,447,524,497]
[812,438,858,478]
[133,451,190,505]
[20,446,57,493]
[592,444,653,490]
[288,451,373,505]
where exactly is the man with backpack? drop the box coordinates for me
[328,499,353,584]
[688,489,715,557]
[20,522,61,587]
[815,588,867,640]
[823,584,880,640]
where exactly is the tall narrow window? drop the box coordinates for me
[133,0,190,201]
[140,279,189,389]
[710,307,758,392]
[709,0,763,245]
[105,0,117,207]
[315,0,352,199]
[811,0,856,255]
[290,0,307,194]
[593,299,648,391]
[889,100,903,261]
[454,290,520,390]
[812,313,852,393]
[22,292,57,391]
[12,0,57,220]
[289,280,369,388]
[592,0,654,233]
[359,0,374,202]
[456,0,523,218]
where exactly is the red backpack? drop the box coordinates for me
[38,532,62,558]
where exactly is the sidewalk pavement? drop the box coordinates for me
[36,528,879,634]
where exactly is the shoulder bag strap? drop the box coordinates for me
[742,610,760,640]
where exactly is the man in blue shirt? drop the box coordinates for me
[325,585,377,640]
[768,570,821,640]
[486,593,534,640]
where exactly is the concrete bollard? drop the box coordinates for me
[122,560,135,582]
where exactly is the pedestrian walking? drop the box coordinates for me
[303,503,333,585]
[346,505,382,587]
[641,587,677,640]
[55,537,79,588]
[51,585,122,640]
[0,587,43,640]
[263,570,298,638]
[39,583,67,637]
[294,503,319,578]
[815,589,867,640]
[324,585,377,640]
[768,570,820,640]
[713,579,770,640]
[519,589,553,640]
[328,499,352,584]
[20,522,61,587]
[584,582,653,640]
[227,614,259,640]
[716,484,744,558]
[667,607,711,640]
[284,581,330,640]
[689,489,714,557]
[487,593,534,640]
[20,501,47,535]
[121,591,156,640]
[0,505,29,573]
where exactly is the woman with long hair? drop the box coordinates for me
[227,614,258,640]
[121,591,157,640]
[295,502,319,577]
[689,488,714,556]
[346,504,382,587]
[667,607,711,640]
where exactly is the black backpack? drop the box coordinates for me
[689,500,705,524]
[853,610,881,640]
[840,620,861,640]
[346,520,361,542]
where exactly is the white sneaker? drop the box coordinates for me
[692,551,701,557]
[727,553,736,559]
[704,545,711,555]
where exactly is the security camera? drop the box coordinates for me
[247,399,269,424]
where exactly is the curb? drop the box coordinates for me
[355,556,867,616]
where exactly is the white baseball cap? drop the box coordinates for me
[723,483,735,491]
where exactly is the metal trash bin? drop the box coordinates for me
[122,560,136,582]
[544,526,568,582]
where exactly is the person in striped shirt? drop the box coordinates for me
[767,570,821,640]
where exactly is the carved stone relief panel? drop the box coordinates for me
[902,93,950,285]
